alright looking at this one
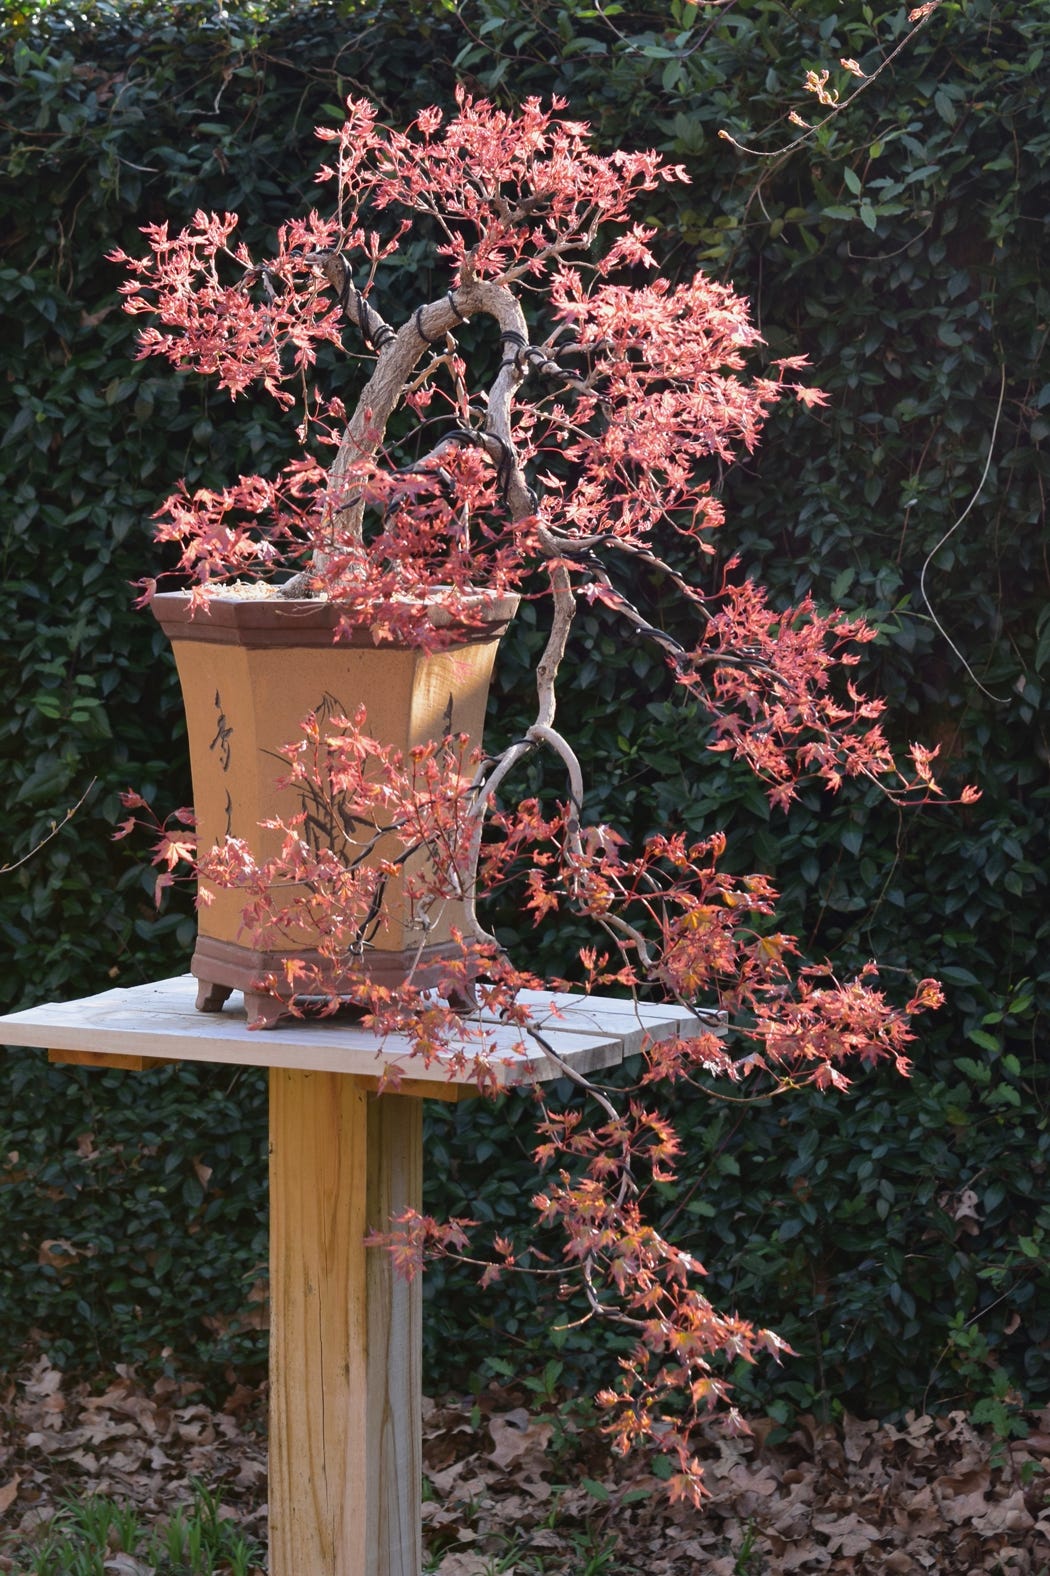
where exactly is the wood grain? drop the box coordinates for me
[269,1070,370,1576]
[47,1049,175,1071]
[268,1071,423,1576]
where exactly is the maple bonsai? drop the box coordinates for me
[113,93,968,1497]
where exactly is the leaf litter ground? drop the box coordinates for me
[1,1357,1049,1573]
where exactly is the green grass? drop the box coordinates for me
[422,1526,622,1576]
[5,1483,262,1576]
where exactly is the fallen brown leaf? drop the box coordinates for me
[487,1406,552,1469]
[1,1356,1049,1576]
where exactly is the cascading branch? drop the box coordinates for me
[112,92,975,1501]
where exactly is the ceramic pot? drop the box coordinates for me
[151,591,518,1024]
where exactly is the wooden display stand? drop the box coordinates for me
[0,977,713,1576]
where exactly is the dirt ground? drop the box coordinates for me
[1,1356,1049,1573]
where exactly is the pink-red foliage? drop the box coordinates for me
[113,93,973,1499]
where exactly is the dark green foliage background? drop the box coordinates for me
[1,0,1046,1421]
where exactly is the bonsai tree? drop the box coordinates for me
[112,92,970,1498]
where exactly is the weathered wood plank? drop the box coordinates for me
[505,989,726,1057]
[43,1045,469,1099]
[1,976,653,1085]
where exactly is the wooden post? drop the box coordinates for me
[268,1070,422,1576]
[1,977,712,1574]
[366,1092,423,1575]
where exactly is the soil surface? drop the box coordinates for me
[1,1357,1048,1573]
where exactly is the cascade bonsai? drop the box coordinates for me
[113,93,970,1497]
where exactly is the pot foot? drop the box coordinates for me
[446,981,479,1014]
[196,980,234,1013]
[243,990,295,1029]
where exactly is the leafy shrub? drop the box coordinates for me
[1,0,1048,1422]
[0,0,462,1384]
[426,0,1050,1415]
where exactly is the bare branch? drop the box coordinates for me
[1,779,96,876]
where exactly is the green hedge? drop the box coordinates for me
[1,0,1047,1420]
[0,0,465,1383]
[436,0,1050,1418]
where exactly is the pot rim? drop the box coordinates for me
[149,588,520,649]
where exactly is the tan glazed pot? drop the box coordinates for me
[151,591,518,1024]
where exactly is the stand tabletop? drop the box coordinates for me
[0,973,715,1088]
